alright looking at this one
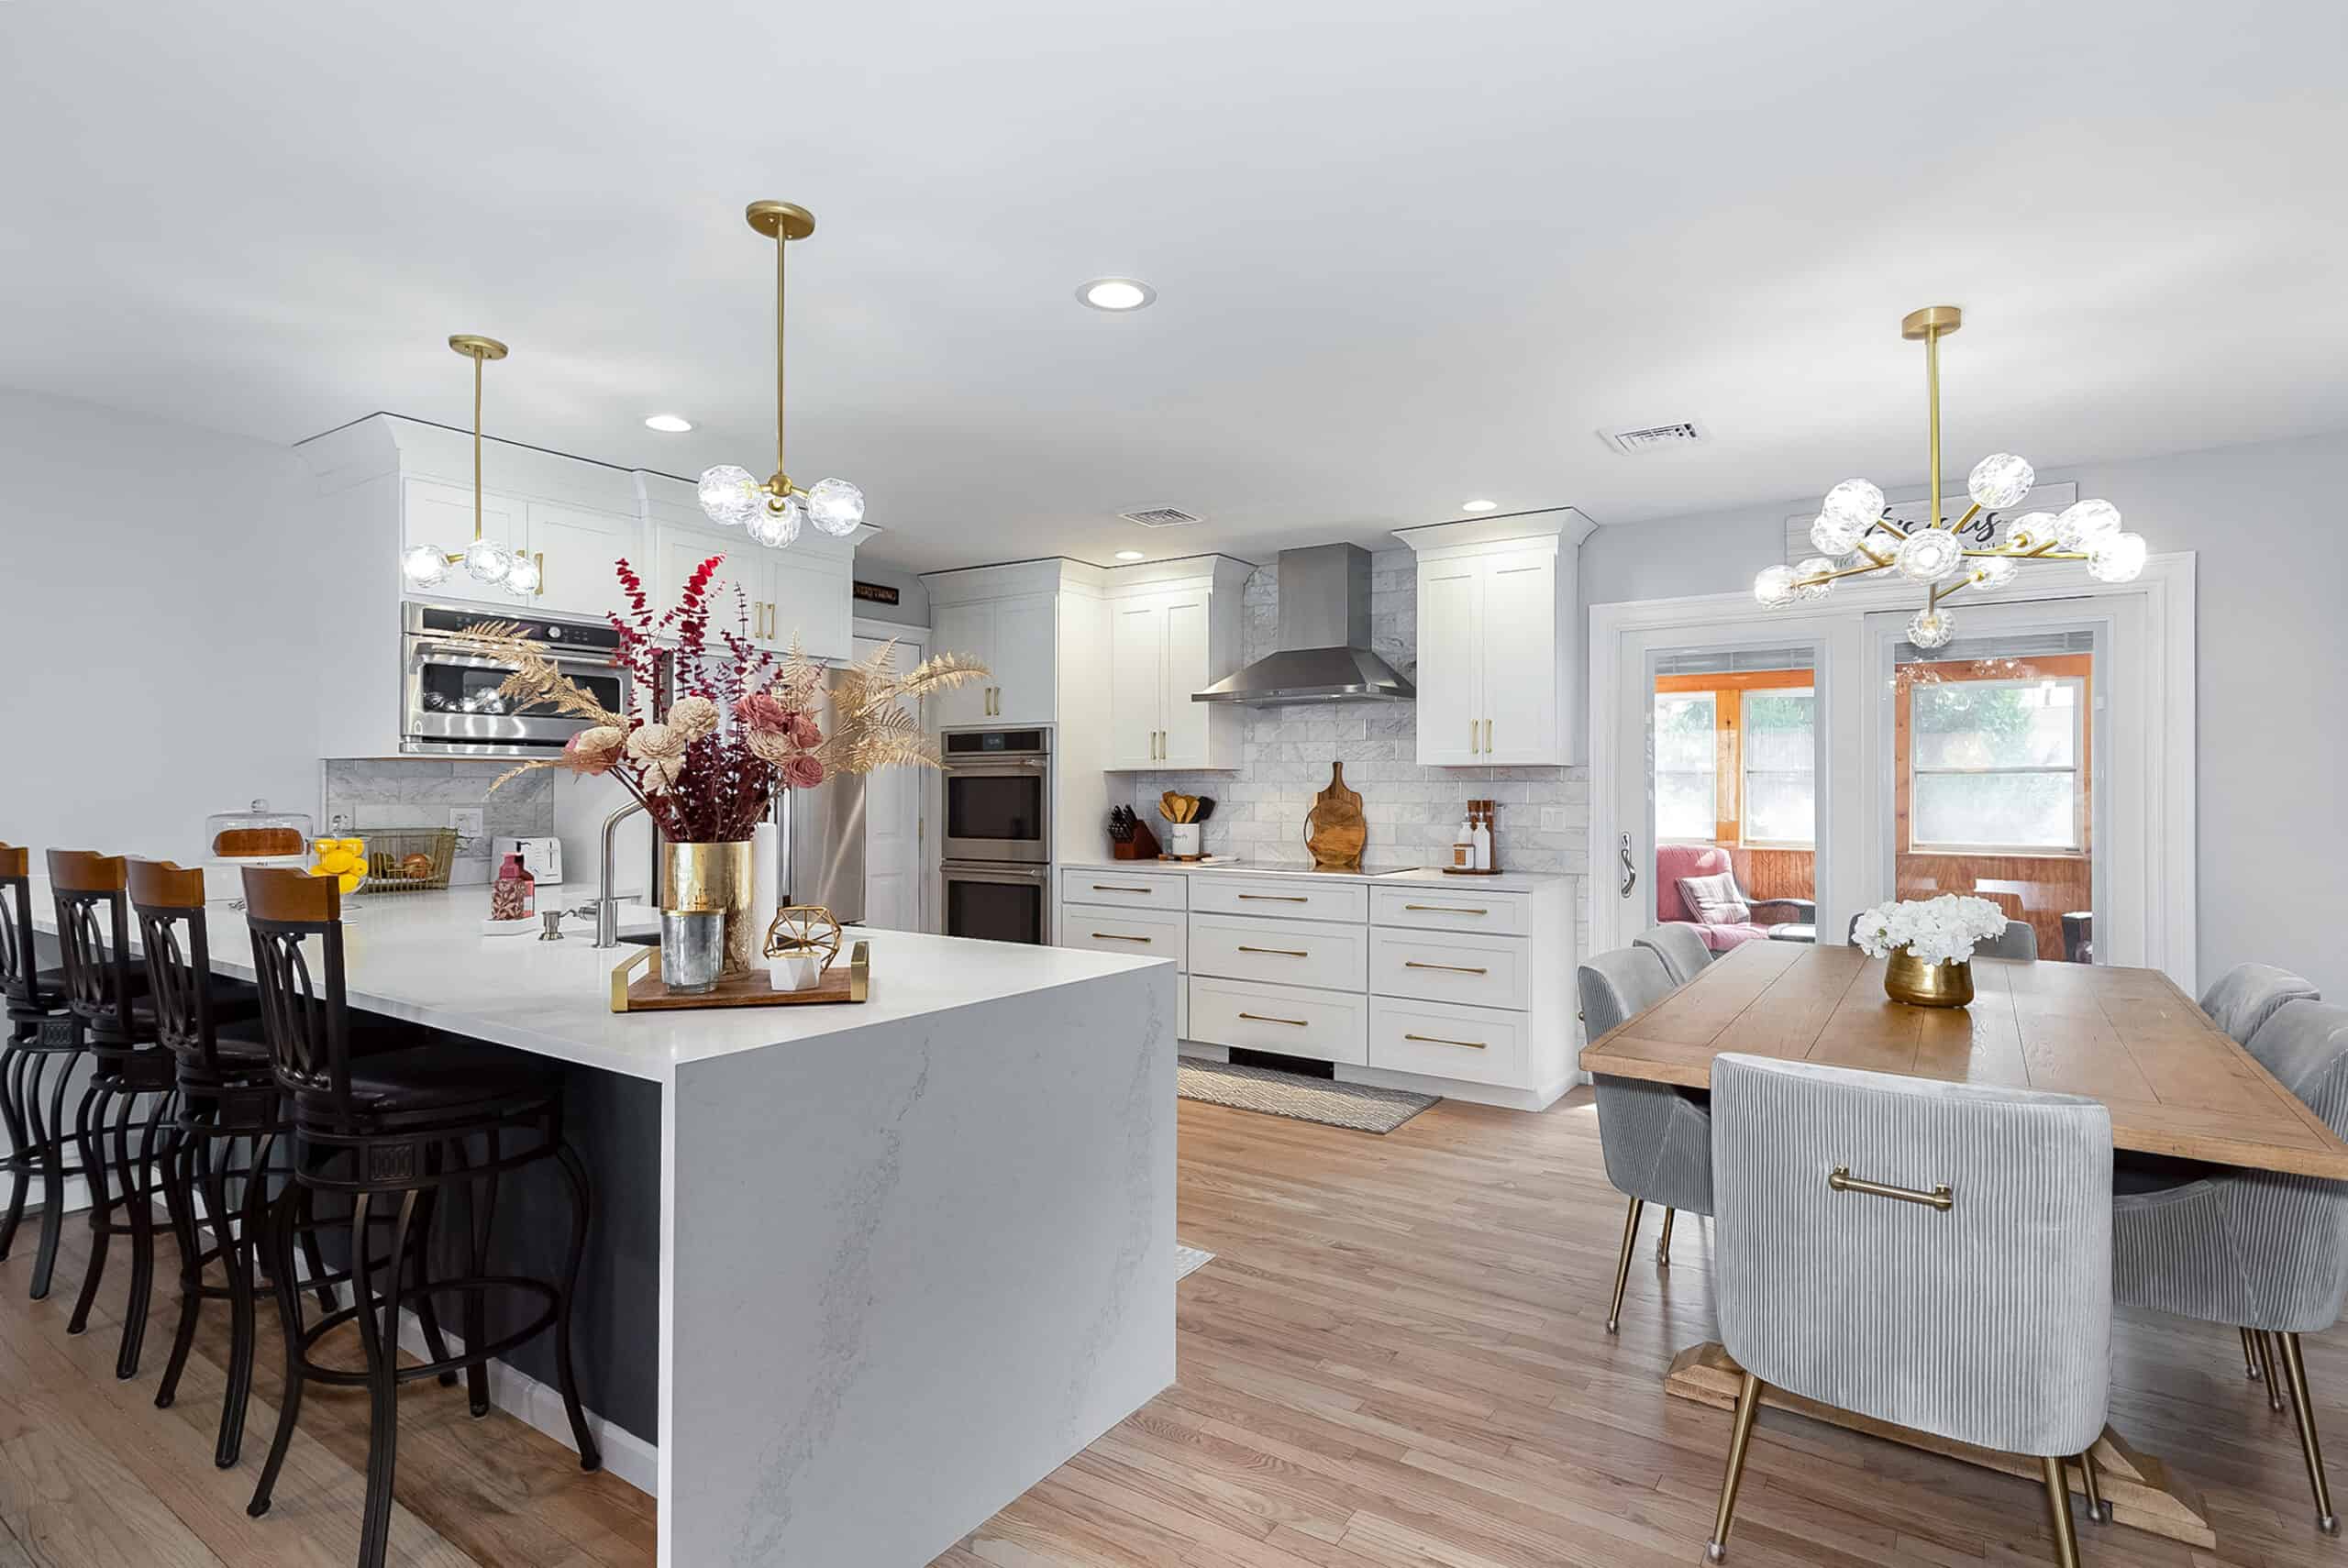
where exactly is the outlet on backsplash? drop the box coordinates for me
[449,807,485,837]
[1539,806,1575,833]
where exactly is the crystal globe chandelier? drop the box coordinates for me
[1754,305,2146,650]
[400,336,542,596]
[697,201,863,547]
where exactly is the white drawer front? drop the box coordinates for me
[1188,977,1368,1065]
[1368,998,1530,1088]
[1369,927,1528,1010]
[1060,907,1186,969]
[1188,874,1368,923]
[1063,868,1189,912]
[1369,886,1529,936]
[1189,913,1367,992]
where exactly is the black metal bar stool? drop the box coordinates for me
[0,840,100,1302]
[238,867,599,1568]
[47,847,189,1378]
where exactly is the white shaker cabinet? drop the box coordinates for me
[1102,558,1250,769]
[928,592,1058,724]
[524,500,639,619]
[652,522,859,662]
[1395,510,1595,767]
[403,478,526,606]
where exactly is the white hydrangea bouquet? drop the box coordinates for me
[1850,895,2009,966]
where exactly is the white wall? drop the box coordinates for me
[1581,427,2348,999]
[0,390,319,859]
[847,563,930,630]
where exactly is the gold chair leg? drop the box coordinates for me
[2077,1447,2110,1524]
[1604,1196,1644,1334]
[2277,1331,2341,1534]
[2260,1330,2287,1412]
[1656,1207,1677,1267]
[2040,1454,2082,1568]
[2244,1325,2265,1380]
[1706,1370,1763,1563]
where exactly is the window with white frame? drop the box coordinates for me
[1653,691,1717,842]
[1740,688,1816,848]
[1909,677,2085,853]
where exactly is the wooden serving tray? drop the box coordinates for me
[610,940,869,1012]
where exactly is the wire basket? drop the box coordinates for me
[355,827,460,894]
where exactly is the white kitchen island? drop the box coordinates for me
[30,883,1178,1567]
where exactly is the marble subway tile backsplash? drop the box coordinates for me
[322,759,554,887]
[1123,551,1590,878]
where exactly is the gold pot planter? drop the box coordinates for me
[1884,951,1973,1009]
[659,840,755,994]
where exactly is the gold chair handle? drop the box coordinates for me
[1091,933,1152,944]
[1405,960,1489,975]
[1403,904,1487,914]
[1827,1165,1954,1211]
[1238,1011,1307,1027]
[1238,945,1309,957]
[1402,1032,1486,1050]
[1238,893,1308,902]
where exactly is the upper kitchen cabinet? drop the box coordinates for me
[1395,510,1595,767]
[641,475,869,664]
[1103,559,1251,769]
[524,500,639,618]
[927,590,1059,726]
[401,478,526,606]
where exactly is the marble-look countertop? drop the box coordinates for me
[28,880,1165,1084]
[1058,857,1578,894]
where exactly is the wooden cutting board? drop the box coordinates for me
[1303,763,1366,868]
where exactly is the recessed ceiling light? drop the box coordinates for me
[1078,278,1156,312]
[1460,499,1499,513]
[1114,549,1146,561]
[645,414,693,433]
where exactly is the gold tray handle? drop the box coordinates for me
[1827,1165,1953,1211]
[610,944,658,1012]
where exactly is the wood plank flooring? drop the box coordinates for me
[5,1089,2346,1565]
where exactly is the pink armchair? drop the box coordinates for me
[1655,845,1816,953]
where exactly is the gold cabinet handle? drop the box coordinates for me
[1405,959,1489,975]
[1403,904,1487,914]
[1237,893,1308,902]
[1402,1032,1487,1050]
[1237,945,1309,958]
[1827,1165,1953,1211]
[1091,933,1153,944]
[532,551,545,598]
[1238,1011,1308,1027]
[1091,884,1155,894]
[1469,718,1479,754]
[1484,718,1493,751]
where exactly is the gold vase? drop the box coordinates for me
[1884,952,1973,1009]
[659,841,755,991]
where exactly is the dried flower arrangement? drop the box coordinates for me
[449,555,987,844]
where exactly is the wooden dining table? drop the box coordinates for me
[1578,939,2348,1549]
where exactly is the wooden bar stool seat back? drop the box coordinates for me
[0,841,97,1300]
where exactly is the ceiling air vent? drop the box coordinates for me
[1598,421,1708,455]
[1119,506,1203,529]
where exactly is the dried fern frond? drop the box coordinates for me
[488,758,558,794]
[446,623,630,728]
[897,651,989,696]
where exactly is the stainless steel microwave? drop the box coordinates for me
[400,602,631,757]
[938,728,1051,865]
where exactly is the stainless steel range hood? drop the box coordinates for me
[1192,544,1414,706]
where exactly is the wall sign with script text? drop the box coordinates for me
[1786,481,2079,566]
[852,580,902,606]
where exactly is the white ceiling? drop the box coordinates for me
[4,0,2343,573]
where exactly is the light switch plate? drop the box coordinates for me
[1539,806,1574,833]
[449,807,485,837]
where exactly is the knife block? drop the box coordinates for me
[1112,821,1163,859]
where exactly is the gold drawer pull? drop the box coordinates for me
[1402,1032,1486,1050]
[1827,1165,1953,1211]
[1237,893,1309,902]
[1404,904,1488,914]
[1091,884,1155,894]
[1405,960,1489,975]
[1239,1011,1308,1027]
[1091,933,1152,944]
[1238,945,1309,957]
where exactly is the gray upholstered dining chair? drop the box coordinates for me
[1705,1053,2112,1565]
[2112,999,2348,1534]
[1633,923,1712,988]
[2198,961,2320,1046]
[1981,919,2039,960]
[1579,945,1709,1333]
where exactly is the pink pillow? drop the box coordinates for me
[1675,872,1749,925]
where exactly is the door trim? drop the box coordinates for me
[1587,551,2197,987]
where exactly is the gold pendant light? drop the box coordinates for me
[400,335,540,596]
[697,200,865,547]
[1754,305,2147,648]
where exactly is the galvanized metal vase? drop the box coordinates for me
[659,840,754,995]
[1884,951,1973,1009]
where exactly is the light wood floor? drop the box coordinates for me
[6,1090,2347,1565]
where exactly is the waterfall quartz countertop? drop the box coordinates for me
[1060,857,1576,893]
[26,880,1167,1083]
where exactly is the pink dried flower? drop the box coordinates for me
[785,756,826,790]
[561,726,625,776]
[737,691,791,734]
[787,712,823,747]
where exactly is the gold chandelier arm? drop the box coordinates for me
[1797,560,1891,588]
[1949,501,1981,534]
[1855,538,1892,568]
[1870,515,1911,542]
